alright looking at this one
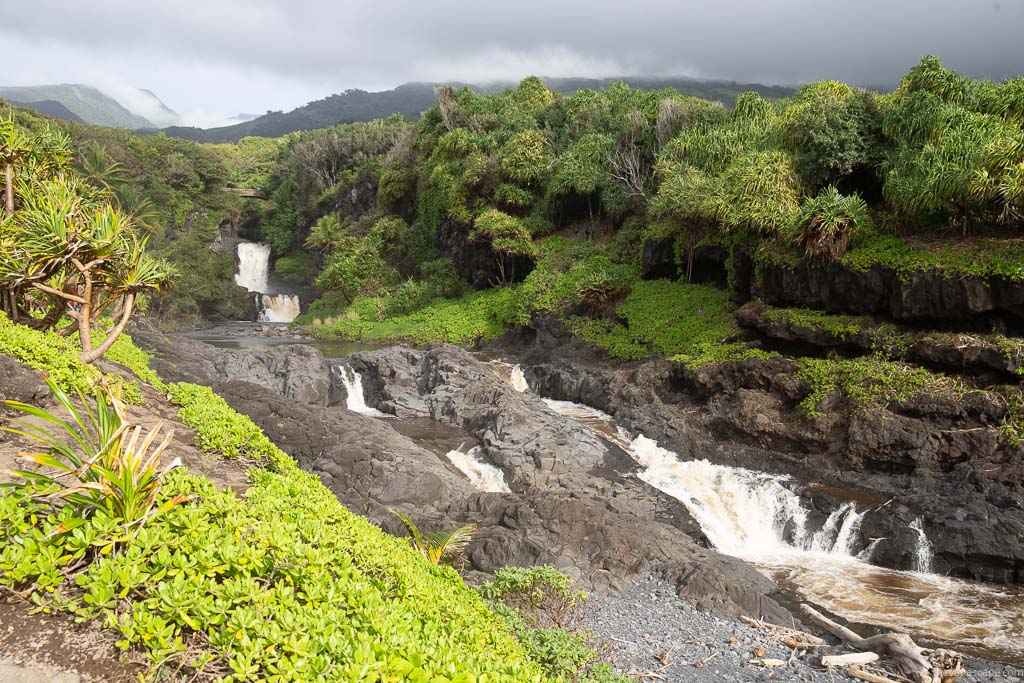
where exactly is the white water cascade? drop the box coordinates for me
[444,445,512,493]
[510,365,529,393]
[234,241,301,323]
[910,517,934,574]
[542,397,1024,663]
[334,365,389,417]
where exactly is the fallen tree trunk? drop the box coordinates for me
[800,604,964,683]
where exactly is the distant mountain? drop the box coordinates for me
[0,84,155,128]
[163,76,798,143]
[5,99,84,123]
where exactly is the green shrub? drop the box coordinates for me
[0,312,97,396]
[274,252,316,284]
[166,383,280,460]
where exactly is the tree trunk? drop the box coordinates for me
[799,604,963,683]
[77,275,94,357]
[79,293,135,364]
[3,163,13,218]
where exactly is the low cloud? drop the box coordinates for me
[4,0,1022,119]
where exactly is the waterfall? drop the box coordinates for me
[444,445,511,493]
[623,433,865,560]
[910,517,934,573]
[510,365,529,393]
[259,294,301,323]
[334,365,388,417]
[234,241,300,323]
[546,398,1024,664]
[235,242,271,292]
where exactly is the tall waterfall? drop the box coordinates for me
[235,242,271,292]
[444,445,511,493]
[334,365,388,417]
[234,241,301,323]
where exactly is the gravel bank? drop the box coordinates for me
[587,575,1023,682]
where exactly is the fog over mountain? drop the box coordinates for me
[3,0,1022,123]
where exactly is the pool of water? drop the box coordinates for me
[181,323,384,359]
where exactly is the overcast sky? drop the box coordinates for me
[3,0,1023,126]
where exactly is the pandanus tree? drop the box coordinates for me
[0,175,176,362]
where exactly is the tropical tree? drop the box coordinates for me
[0,175,176,362]
[470,209,538,284]
[78,141,127,191]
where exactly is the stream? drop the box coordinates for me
[182,330,1024,666]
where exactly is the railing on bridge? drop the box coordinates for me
[225,187,268,199]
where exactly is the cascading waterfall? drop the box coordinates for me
[334,365,389,417]
[623,433,865,558]
[260,294,301,323]
[543,397,1024,664]
[444,445,511,493]
[909,517,934,573]
[234,241,301,323]
[510,365,529,393]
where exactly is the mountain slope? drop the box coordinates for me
[0,84,153,128]
[163,76,798,143]
[4,99,84,123]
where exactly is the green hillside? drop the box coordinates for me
[0,84,153,128]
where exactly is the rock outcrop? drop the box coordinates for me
[751,260,1024,329]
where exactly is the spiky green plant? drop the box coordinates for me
[2,377,186,533]
[390,508,477,567]
[788,185,875,260]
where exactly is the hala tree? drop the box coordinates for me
[0,119,176,363]
[470,209,538,285]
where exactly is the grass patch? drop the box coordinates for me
[312,287,519,346]
[572,280,768,366]
[794,355,964,416]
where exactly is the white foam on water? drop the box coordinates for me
[444,445,511,493]
[620,431,1024,664]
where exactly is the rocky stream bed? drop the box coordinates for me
[119,321,1024,681]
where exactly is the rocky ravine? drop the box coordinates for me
[133,324,800,625]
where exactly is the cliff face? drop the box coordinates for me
[642,236,1024,329]
[436,218,535,289]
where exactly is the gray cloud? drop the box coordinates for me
[3,0,1023,118]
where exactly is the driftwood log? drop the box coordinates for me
[800,604,965,683]
[821,652,880,667]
